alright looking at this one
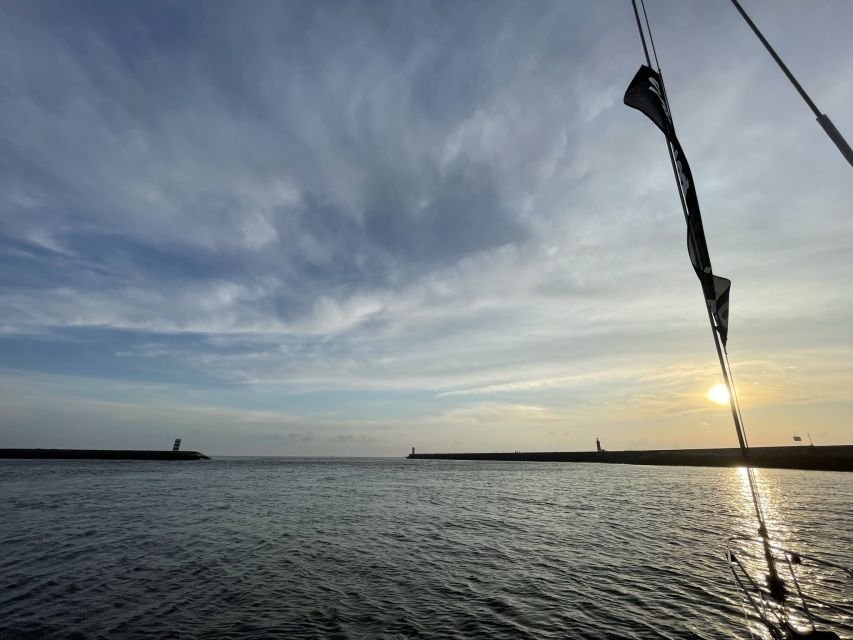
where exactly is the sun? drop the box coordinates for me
[707,384,730,405]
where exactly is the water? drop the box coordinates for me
[1,458,851,639]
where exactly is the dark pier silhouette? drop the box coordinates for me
[0,448,210,460]
[407,445,852,472]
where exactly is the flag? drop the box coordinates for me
[711,275,731,346]
[623,65,675,139]
[793,435,802,442]
[624,65,732,346]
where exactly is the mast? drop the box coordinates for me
[628,0,784,600]
[729,0,853,169]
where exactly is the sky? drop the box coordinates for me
[1,1,852,456]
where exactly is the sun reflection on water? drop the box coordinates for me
[731,467,794,547]
[724,467,853,637]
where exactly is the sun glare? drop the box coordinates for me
[707,384,730,405]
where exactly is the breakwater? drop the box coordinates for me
[407,445,852,472]
[0,448,210,460]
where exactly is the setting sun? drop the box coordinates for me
[707,384,731,405]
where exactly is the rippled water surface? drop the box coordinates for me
[1,458,851,639]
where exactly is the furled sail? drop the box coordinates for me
[624,65,731,346]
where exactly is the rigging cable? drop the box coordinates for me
[729,0,853,169]
[639,0,661,72]
[628,0,784,605]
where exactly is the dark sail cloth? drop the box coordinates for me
[624,65,731,346]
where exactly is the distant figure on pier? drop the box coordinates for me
[596,437,604,453]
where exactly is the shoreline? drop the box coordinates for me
[407,445,853,472]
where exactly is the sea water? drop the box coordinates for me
[1,458,851,639]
